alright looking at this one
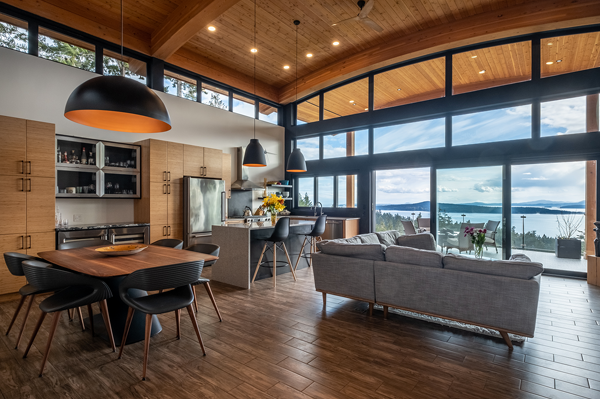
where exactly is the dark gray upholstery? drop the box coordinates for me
[385,245,443,268]
[375,230,402,246]
[358,233,381,244]
[312,253,375,302]
[317,242,386,261]
[443,254,543,280]
[151,239,184,249]
[396,233,437,251]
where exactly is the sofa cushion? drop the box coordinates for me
[358,233,380,244]
[443,253,543,279]
[317,242,386,261]
[385,245,443,268]
[319,236,362,247]
[396,233,437,251]
[375,230,402,246]
[510,253,532,262]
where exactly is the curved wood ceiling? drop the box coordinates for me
[3,0,600,105]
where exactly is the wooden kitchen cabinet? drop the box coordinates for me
[183,145,222,178]
[149,140,168,183]
[27,231,55,259]
[26,120,55,178]
[167,143,184,181]
[203,148,223,178]
[0,116,26,177]
[167,181,183,240]
[0,234,27,295]
[222,153,231,198]
[26,177,55,233]
[0,176,27,235]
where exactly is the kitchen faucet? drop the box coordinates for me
[316,202,323,216]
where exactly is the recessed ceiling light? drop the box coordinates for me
[283,65,290,69]
[349,100,354,103]
[471,55,477,59]
[208,26,216,32]
[333,41,340,46]
[250,48,257,53]
[547,42,553,46]
[479,70,486,74]
[397,88,401,91]
[546,61,553,65]
[306,53,313,58]
[556,59,562,63]
[364,108,368,111]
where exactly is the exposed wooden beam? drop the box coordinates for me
[151,0,241,60]
[279,0,600,104]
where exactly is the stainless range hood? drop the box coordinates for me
[231,147,262,190]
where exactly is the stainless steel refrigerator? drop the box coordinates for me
[183,176,226,247]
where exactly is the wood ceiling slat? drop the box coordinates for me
[541,32,600,78]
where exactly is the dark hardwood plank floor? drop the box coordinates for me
[0,268,599,398]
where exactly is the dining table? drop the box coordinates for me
[38,244,218,346]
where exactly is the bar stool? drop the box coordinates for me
[151,239,184,249]
[251,217,297,287]
[294,215,327,271]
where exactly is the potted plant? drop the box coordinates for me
[555,213,584,259]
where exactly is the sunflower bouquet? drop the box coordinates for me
[263,193,286,223]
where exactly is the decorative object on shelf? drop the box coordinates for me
[263,193,285,224]
[279,180,290,185]
[63,0,171,133]
[95,244,148,256]
[287,20,307,173]
[242,0,266,167]
[464,226,487,259]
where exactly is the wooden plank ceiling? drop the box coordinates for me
[2,0,600,108]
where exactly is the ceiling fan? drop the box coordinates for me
[332,0,383,33]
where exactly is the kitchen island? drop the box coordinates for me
[212,220,314,289]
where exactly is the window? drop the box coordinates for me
[452,105,531,146]
[317,176,334,207]
[297,177,314,207]
[297,96,319,125]
[103,50,146,84]
[374,118,445,154]
[541,95,596,137]
[232,93,255,117]
[338,175,357,208]
[323,130,368,158]
[296,137,319,161]
[324,78,368,120]
[259,103,278,124]
[453,41,531,95]
[374,58,445,110]
[202,83,229,110]
[0,13,27,53]
[542,32,600,78]
[38,28,95,72]
[164,70,197,101]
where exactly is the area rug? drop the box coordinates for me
[373,304,526,342]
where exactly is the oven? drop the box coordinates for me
[57,225,149,249]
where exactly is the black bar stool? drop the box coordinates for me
[294,215,327,271]
[251,217,297,287]
[151,239,184,249]
[184,244,223,322]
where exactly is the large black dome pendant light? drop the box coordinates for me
[64,0,171,133]
[286,20,307,173]
[242,0,267,167]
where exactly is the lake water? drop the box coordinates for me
[379,210,585,238]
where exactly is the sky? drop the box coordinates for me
[374,118,445,153]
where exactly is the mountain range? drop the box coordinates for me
[376,201,584,214]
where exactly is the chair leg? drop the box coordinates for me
[192,285,199,313]
[294,236,308,272]
[309,237,314,268]
[322,292,326,307]
[15,294,35,350]
[251,242,268,284]
[99,300,116,352]
[77,307,85,331]
[118,307,135,359]
[273,243,277,288]
[499,330,513,350]
[383,306,389,319]
[87,304,94,336]
[281,243,297,281]
[68,308,73,321]
[203,283,222,322]
[175,309,181,339]
[23,311,46,358]
[185,305,206,356]
[39,311,61,377]
[142,313,152,381]
[368,303,374,317]
[6,295,26,336]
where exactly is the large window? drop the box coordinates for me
[541,94,598,136]
[103,50,146,84]
[297,96,319,125]
[296,137,319,161]
[338,175,357,208]
[324,78,368,120]
[317,176,334,207]
[38,28,95,72]
[452,105,531,146]
[542,32,600,78]
[374,118,445,154]
[259,103,278,125]
[232,93,255,117]
[202,83,229,110]
[164,70,197,101]
[297,177,314,207]
[374,58,445,110]
[0,13,27,53]
[323,130,368,158]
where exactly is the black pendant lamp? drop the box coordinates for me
[286,20,307,173]
[64,0,171,133]
[242,0,267,167]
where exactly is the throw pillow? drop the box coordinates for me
[317,242,386,261]
[358,233,381,244]
[375,230,402,246]
[396,233,437,251]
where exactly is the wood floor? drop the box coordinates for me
[1,268,600,398]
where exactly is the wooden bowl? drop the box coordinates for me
[95,244,148,256]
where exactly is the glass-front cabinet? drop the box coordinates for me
[55,135,140,198]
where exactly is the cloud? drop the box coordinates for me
[473,182,502,193]
[438,186,458,192]
[541,96,586,136]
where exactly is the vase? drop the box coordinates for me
[271,212,277,224]
[474,244,484,259]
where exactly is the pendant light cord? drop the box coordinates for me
[120,0,124,76]
[253,0,257,139]
[295,22,298,103]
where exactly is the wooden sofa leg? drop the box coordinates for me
[383,306,388,319]
[322,292,326,307]
[499,330,513,349]
[368,303,373,317]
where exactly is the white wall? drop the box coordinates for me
[0,46,285,224]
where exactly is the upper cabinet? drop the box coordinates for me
[183,145,222,179]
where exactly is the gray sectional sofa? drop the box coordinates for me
[312,231,543,348]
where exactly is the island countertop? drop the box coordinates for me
[216,220,315,230]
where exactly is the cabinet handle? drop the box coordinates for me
[203,166,207,176]
[20,235,24,250]
[27,235,31,249]
[20,160,24,174]
[27,178,31,192]
[167,171,171,181]
[19,178,24,192]
[163,184,167,194]
[167,184,171,194]
[163,226,167,236]
[27,161,31,175]
[163,171,167,181]
[168,226,171,236]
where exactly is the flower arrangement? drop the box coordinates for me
[464,226,487,258]
[263,193,286,223]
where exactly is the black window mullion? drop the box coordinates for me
[319,92,324,121]
[95,43,103,75]
[196,79,202,103]
[368,75,374,111]
[229,90,234,112]
[333,175,338,208]
[28,20,38,57]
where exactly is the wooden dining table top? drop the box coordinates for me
[38,245,218,278]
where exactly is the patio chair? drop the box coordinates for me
[484,220,501,253]
[445,223,484,254]
[401,220,418,235]
[417,218,430,232]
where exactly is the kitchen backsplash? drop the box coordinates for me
[56,198,134,226]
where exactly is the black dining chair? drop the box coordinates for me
[118,261,206,380]
[21,260,116,377]
[251,217,297,287]
[3,253,52,350]
[151,239,184,249]
[294,215,327,271]
[184,244,223,322]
